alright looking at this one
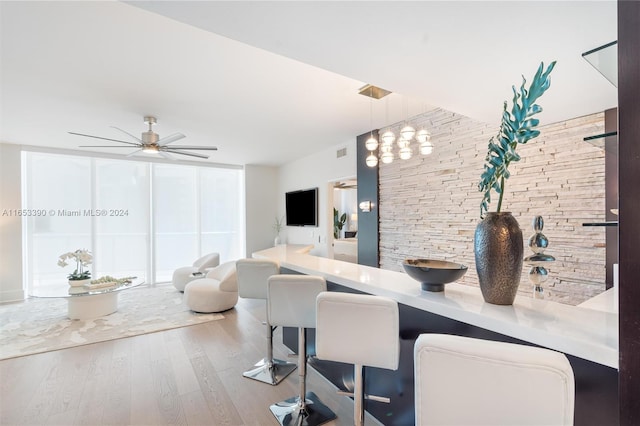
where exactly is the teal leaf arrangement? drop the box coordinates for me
[479,61,556,218]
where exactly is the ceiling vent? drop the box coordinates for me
[336,147,347,158]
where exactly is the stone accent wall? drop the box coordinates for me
[379,108,606,305]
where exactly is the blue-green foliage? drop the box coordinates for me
[479,61,556,218]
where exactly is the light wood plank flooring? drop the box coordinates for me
[0,297,381,426]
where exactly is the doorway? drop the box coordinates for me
[328,178,358,263]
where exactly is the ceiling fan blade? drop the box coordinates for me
[158,151,176,160]
[163,149,209,159]
[126,149,143,157]
[78,145,140,148]
[110,126,142,143]
[69,132,140,146]
[167,145,218,151]
[157,132,186,146]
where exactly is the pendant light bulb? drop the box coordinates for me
[365,135,379,151]
[381,151,394,164]
[399,146,413,160]
[381,130,396,145]
[420,140,434,155]
[416,129,431,143]
[400,125,416,141]
[366,152,378,167]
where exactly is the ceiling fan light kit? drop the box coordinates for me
[69,116,217,160]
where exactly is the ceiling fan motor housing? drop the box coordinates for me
[142,131,159,144]
[142,116,159,144]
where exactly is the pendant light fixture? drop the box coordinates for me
[358,85,432,167]
[358,84,391,168]
[364,94,378,152]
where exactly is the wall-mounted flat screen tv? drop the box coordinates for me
[285,188,318,227]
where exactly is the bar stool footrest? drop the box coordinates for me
[336,390,391,404]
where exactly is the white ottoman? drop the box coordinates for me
[184,261,238,313]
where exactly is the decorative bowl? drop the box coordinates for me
[402,259,468,292]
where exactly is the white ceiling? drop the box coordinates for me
[0,1,617,167]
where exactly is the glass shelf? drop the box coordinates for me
[582,41,617,87]
[583,131,618,150]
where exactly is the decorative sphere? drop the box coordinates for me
[528,233,549,253]
[533,215,544,232]
[528,265,549,285]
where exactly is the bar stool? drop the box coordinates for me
[236,258,296,385]
[316,292,399,426]
[414,334,575,425]
[267,275,336,426]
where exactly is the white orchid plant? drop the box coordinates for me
[58,249,92,280]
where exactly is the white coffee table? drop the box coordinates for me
[31,279,144,320]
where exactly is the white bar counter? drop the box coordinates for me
[254,245,618,369]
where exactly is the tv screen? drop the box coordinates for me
[285,188,318,227]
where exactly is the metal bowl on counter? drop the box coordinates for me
[402,259,468,292]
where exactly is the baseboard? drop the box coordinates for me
[0,288,26,304]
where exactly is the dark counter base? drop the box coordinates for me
[281,269,618,426]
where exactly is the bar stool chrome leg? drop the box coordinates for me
[270,328,336,426]
[242,324,296,385]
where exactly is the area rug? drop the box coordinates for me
[0,284,223,360]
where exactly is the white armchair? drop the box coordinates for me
[183,261,238,313]
[172,252,220,291]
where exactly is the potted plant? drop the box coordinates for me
[58,248,92,287]
[475,61,556,305]
[333,208,347,239]
[273,215,285,246]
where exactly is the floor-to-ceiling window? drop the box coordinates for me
[23,154,92,288]
[22,151,244,292]
[94,158,149,280]
[153,164,199,282]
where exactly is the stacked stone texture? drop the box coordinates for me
[378,108,606,305]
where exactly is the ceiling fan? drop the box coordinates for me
[69,116,218,159]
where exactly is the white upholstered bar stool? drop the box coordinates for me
[236,258,296,385]
[267,275,336,426]
[414,334,575,426]
[316,292,400,426]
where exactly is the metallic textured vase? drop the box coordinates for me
[474,212,524,305]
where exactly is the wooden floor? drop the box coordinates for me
[0,297,381,426]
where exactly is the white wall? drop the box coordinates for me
[278,139,357,257]
[245,164,279,257]
[0,143,25,302]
